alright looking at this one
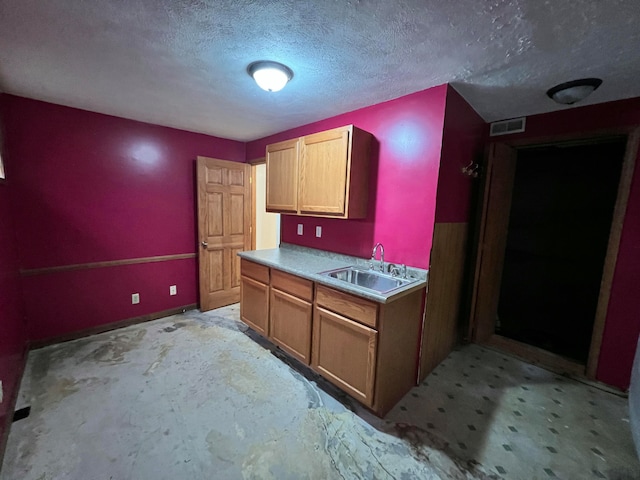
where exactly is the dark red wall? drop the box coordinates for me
[2,95,245,342]
[4,88,637,394]
[0,145,27,452]
[436,86,486,223]
[247,86,448,269]
[493,97,640,390]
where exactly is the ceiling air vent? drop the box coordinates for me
[490,117,526,136]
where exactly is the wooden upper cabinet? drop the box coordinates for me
[266,138,299,213]
[299,127,350,215]
[265,125,372,219]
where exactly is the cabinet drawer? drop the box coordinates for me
[316,285,378,328]
[240,259,269,284]
[271,269,313,301]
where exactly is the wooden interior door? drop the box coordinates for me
[197,157,251,311]
[469,143,517,342]
[299,127,350,215]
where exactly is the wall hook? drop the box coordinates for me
[462,161,479,178]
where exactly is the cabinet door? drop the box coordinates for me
[312,306,378,406]
[270,288,313,364]
[266,138,299,213]
[240,275,269,335]
[299,127,350,215]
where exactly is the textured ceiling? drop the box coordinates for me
[1,0,639,141]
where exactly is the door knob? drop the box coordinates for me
[201,241,208,248]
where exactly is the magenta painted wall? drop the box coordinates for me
[435,86,486,223]
[0,161,27,450]
[493,97,640,390]
[247,86,449,269]
[1,95,245,342]
[21,260,197,342]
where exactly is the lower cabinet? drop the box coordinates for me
[270,288,313,364]
[239,258,424,416]
[312,306,377,406]
[240,260,270,335]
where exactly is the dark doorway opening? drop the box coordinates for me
[495,139,626,363]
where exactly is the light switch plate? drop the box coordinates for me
[169,285,177,296]
[297,224,303,235]
[132,293,140,304]
[315,226,322,238]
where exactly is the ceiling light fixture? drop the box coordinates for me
[247,61,293,92]
[546,78,603,105]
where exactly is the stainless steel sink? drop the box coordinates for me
[319,266,414,294]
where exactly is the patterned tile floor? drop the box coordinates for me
[384,344,640,480]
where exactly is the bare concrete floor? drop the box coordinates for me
[1,305,637,479]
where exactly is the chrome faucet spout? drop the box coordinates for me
[371,243,385,271]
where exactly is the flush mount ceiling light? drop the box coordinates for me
[546,78,603,105]
[247,61,293,92]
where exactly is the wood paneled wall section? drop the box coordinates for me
[419,222,469,381]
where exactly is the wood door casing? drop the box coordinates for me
[468,134,639,380]
[197,157,250,311]
[469,143,517,342]
[266,139,299,213]
[299,127,350,215]
[586,130,640,377]
[312,305,377,407]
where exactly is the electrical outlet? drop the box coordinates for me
[297,224,303,235]
[315,226,322,238]
[131,293,140,304]
[170,285,177,296]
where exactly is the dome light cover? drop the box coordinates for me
[546,78,603,105]
[247,61,293,92]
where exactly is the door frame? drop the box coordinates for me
[249,157,264,250]
[468,127,640,379]
[250,157,282,251]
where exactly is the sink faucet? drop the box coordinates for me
[370,243,384,271]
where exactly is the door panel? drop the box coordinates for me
[197,157,251,311]
[206,166,223,185]
[207,248,224,293]
[229,168,245,187]
[230,194,245,235]
[207,193,224,237]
